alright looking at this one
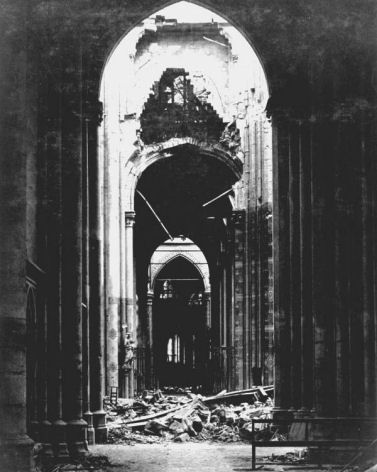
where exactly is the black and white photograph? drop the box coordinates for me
[0,1,377,471]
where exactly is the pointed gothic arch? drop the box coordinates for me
[99,0,273,397]
[149,241,210,292]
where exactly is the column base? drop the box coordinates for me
[51,420,70,459]
[92,410,108,443]
[83,411,95,445]
[66,419,88,458]
[0,434,34,472]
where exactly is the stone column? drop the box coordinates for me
[248,120,258,379]
[203,289,212,391]
[204,290,211,329]
[232,210,246,390]
[38,292,54,456]
[299,122,314,413]
[25,284,39,441]
[219,260,226,348]
[104,104,121,393]
[61,44,87,457]
[89,99,107,443]
[124,211,136,397]
[225,232,235,389]
[0,1,34,469]
[31,74,55,456]
[273,120,292,418]
[82,115,94,445]
[119,157,127,398]
[288,123,302,412]
[45,86,70,457]
[146,290,154,388]
[360,117,376,417]
[311,122,337,417]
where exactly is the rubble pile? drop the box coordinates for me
[106,386,274,444]
[261,449,307,466]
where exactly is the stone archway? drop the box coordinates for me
[148,252,211,390]
[149,242,211,292]
[124,138,242,213]
[99,0,272,398]
[1,0,376,468]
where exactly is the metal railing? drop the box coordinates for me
[250,417,377,469]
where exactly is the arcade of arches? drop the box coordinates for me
[0,1,377,470]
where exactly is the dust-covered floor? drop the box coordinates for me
[90,443,307,472]
[37,442,377,472]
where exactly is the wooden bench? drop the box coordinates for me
[250,417,377,469]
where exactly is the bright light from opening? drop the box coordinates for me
[154,1,224,23]
[101,0,269,117]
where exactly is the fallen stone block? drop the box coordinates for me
[174,432,190,442]
[169,420,187,435]
[144,419,168,436]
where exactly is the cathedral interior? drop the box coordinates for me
[0,0,377,470]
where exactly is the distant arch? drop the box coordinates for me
[150,239,210,291]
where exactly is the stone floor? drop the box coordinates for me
[38,442,377,472]
[86,443,340,472]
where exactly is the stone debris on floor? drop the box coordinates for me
[35,442,377,472]
[35,387,377,472]
[260,450,307,466]
[34,453,112,472]
[105,386,274,445]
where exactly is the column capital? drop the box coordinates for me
[147,290,154,304]
[125,211,136,227]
